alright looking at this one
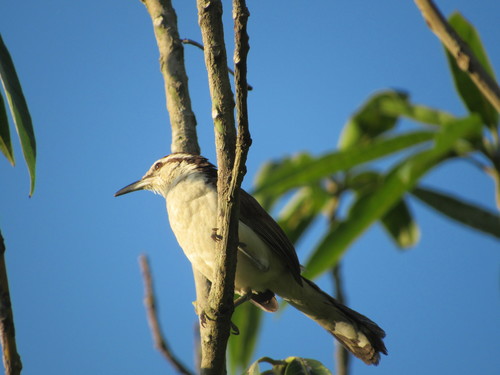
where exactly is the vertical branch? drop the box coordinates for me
[233,0,252,172]
[0,232,22,375]
[414,0,500,112]
[140,0,200,154]
[139,1,210,373]
[195,0,252,373]
[332,264,350,375]
[325,179,350,375]
[196,0,238,373]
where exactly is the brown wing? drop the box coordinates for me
[239,189,302,285]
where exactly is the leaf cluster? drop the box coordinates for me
[230,12,499,374]
[0,34,36,196]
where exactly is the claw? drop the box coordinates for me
[231,321,240,335]
[211,228,222,242]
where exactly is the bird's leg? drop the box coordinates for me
[233,292,252,308]
[229,292,253,336]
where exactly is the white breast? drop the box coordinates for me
[164,174,283,294]
[166,174,218,281]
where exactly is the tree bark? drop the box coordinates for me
[0,232,22,375]
[196,1,238,374]
[140,0,200,154]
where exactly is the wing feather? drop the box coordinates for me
[239,189,302,285]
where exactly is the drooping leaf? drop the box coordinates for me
[278,185,331,245]
[346,170,420,248]
[0,34,36,195]
[381,198,420,249]
[228,303,263,374]
[304,115,482,279]
[253,153,314,210]
[338,90,461,150]
[411,186,500,239]
[345,170,381,195]
[0,93,14,165]
[253,131,435,200]
[446,12,498,129]
[380,101,457,127]
[338,90,409,149]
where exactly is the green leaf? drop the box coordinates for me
[245,357,332,375]
[283,357,332,375]
[228,303,263,374]
[446,12,498,129]
[0,93,14,165]
[338,90,460,151]
[411,186,500,239]
[381,198,420,249]
[253,131,435,199]
[347,171,420,248]
[0,34,36,195]
[278,185,331,245]
[338,90,409,149]
[380,101,457,127]
[344,170,381,194]
[304,115,482,279]
[253,153,314,210]
[246,357,285,375]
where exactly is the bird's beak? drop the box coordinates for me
[114,178,150,197]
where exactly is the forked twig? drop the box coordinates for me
[181,38,253,91]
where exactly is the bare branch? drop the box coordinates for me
[139,1,211,372]
[332,263,350,375]
[0,231,22,375]
[139,254,194,375]
[414,0,500,112]
[233,0,252,164]
[140,0,200,154]
[194,0,252,373]
[181,38,253,91]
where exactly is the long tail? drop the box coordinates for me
[279,277,387,365]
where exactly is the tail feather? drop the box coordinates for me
[280,277,387,365]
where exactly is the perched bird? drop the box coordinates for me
[115,152,387,365]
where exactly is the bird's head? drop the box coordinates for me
[114,153,217,198]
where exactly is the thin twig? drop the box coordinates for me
[332,263,350,375]
[414,0,500,112]
[233,0,252,158]
[0,231,22,375]
[139,254,194,375]
[181,38,253,91]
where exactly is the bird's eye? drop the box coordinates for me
[154,162,163,171]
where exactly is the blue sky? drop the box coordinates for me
[1,1,499,374]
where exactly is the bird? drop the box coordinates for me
[115,152,387,365]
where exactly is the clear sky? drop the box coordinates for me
[1,1,499,374]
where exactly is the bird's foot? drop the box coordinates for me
[233,292,252,308]
[230,321,240,335]
[211,228,222,242]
